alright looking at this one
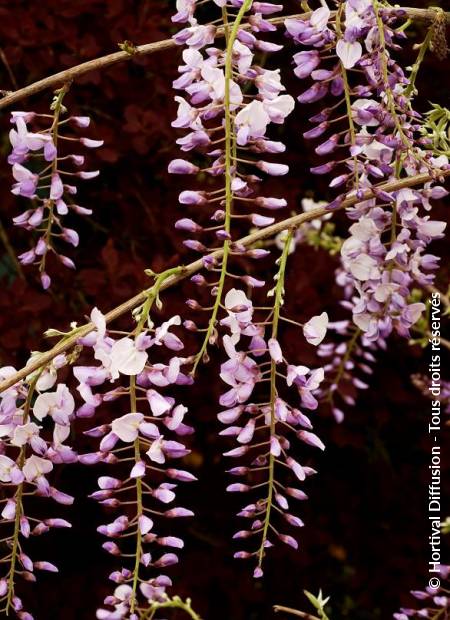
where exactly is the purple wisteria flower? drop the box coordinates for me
[316,318,387,422]
[217,288,327,577]
[0,355,76,618]
[8,100,103,288]
[74,307,196,616]
[393,565,450,619]
[285,1,449,340]
[169,0,295,332]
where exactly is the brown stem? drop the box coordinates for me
[0,8,447,111]
[273,605,321,620]
[0,169,446,394]
[0,47,18,90]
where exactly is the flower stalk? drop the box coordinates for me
[257,228,293,569]
[191,0,252,374]
[4,372,40,615]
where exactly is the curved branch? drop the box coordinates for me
[0,7,447,111]
[0,169,447,394]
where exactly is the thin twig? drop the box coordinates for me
[0,47,18,90]
[274,605,321,620]
[0,219,25,280]
[426,284,450,310]
[0,169,446,393]
[436,335,450,352]
[0,8,447,110]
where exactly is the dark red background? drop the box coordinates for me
[0,1,449,618]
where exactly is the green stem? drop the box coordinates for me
[191,0,252,375]
[372,0,427,163]
[128,266,181,611]
[335,3,359,189]
[0,218,25,281]
[257,229,293,569]
[405,24,434,98]
[130,375,142,614]
[40,84,70,277]
[134,267,184,335]
[327,328,361,407]
[141,596,202,620]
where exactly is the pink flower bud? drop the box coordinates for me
[139,515,154,535]
[278,534,298,549]
[284,513,304,528]
[287,457,306,481]
[255,197,287,209]
[130,460,146,478]
[19,553,33,572]
[223,446,248,457]
[71,116,91,127]
[179,190,207,205]
[168,159,199,174]
[216,229,232,240]
[234,551,252,559]
[246,249,271,259]
[226,483,250,492]
[226,466,249,476]
[58,254,76,269]
[253,2,282,14]
[50,173,64,200]
[102,542,121,555]
[98,476,122,490]
[153,553,178,567]
[1,499,16,520]
[183,239,207,252]
[80,138,104,148]
[34,561,58,572]
[164,507,194,518]
[40,273,51,290]
[157,536,184,549]
[62,227,79,246]
[166,468,197,482]
[241,275,265,288]
[70,155,85,166]
[78,170,100,180]
[298,430,325,451]
[256,161,289,176]
[20,517,30,538]
[50,488,74,505]
[250,213,275,227]
[175,218,202,232]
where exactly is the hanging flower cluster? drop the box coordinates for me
[286,1,449,341]
[217,232,329,578]
[393,566,450,619]
[317,319,386,422]
[338,186,447,340]
[0,357,76,618]
[170,0,294,226]
[169,0,295,367]
[8,88,103,288]
[72,295,196,618]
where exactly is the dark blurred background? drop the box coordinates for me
[0,1,449,618]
